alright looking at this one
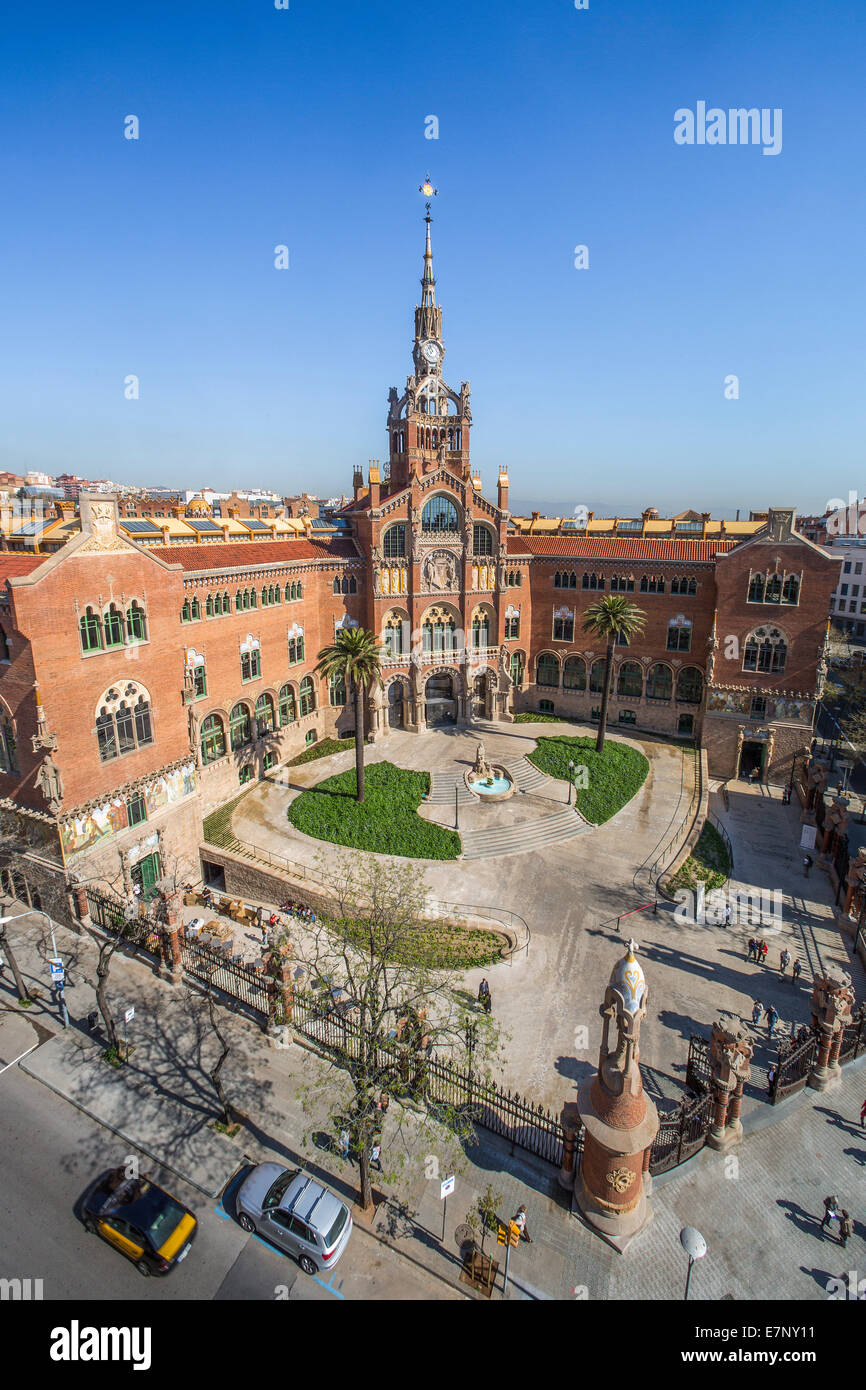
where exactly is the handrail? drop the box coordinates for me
[706,809,734,888]
[650,743,701,880]
[427,898,531,964]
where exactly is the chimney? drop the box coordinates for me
[497,469,509,513]
[368,461,381,509]
[701,511,711,539]
[353,466,364,502]
[471,470,482,492]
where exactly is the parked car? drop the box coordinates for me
[236,1163,352,1275]
[81,1167,197,1276]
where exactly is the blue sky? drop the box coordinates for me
[1,0,864,516]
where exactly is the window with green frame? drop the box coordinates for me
[230,703,252,749]
[79,607,102,653]
[299,677,315,716]
[305,729,317,746]
[279,683,296,725]
[256,693,275,733]
[239,764,253,785]
[126,602,147,642]
[329,675,346,706]
[241,648,261,682]
[103,605,124,648]
[192,664,207,698]
[287,635,304,664]
[181,597,201,623]
[200,713,226,763]
[127,793,147,827]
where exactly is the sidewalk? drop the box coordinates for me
[4,904,865,1300]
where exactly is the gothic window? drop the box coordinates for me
[782,574,800,604]
[471,614,490,650]
[473,525,494,556]
[288,633,304,664]
[94,683,154,762]
[421,495,459,533]
[333,578,340,594]
[299,676,316,717]
[667,621,692,652]
[241,648,261,682]
[553,611,574,642]
[676,667,703,703]
[504,612,520,639]
[80,607,102,653]
[103,604,124,648]
[589,659,606,693]
[537,653,559,687]
[0,717,18,774]
[640,575,665,594]
[383,524,406,558]
[671,577,697,596]
[256,693,275,734]
[646,663,673,700]
[554,571,577,589]
[563,656,586,690]
[610,576,635,593]
[126,602,146,642]
[383,612,406,657]
[200,711,226,767]
[743,626,787,674]
[582,573,604,591]
[329,674,346,706]
[422,608,457,654]
[747,573,765,603]
[510,651,525,686]
[230,702,252,750]
[279,683,297,725]
[133,697,153,745]
[765,575,783,604]
[182,598,200,623]
[617,660,643,697]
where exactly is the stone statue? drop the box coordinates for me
[437,437,447,465]
[472,741,491,780]
[387,386,399,417]
[459,381,472,422]
[498,642,512,685]
[38,754,64,813]
[423,550,456,591]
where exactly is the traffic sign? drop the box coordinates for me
[440,1175,455,1199]
[508,1220,521,1247]
[124,1006,135,1024]
[497,1223,507,1245]
[49,958,64,983]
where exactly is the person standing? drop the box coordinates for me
[512,1204,532,1243]
[760,940,769,965]
[839,1211,854,1249]
[821,1195,841,1236]
[803,854,813,878]
[477,979,490,1006]
[764,1003,779,1037]
[723,903,732,929]
[792,957,802,984]
[780,948,791,977]
[752,999,763,1026]
[767,1063,777,1097]
[746,937,756,962]
[860,1097,866,1128]
[339,1128,350,1160]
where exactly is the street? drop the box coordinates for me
[0,1025,458,1302]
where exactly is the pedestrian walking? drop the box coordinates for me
[723,904,732,928]
[746,937,756,962]
[477,979,490,1005]
[339,1128,350,1160]
[803,854,813,878]
[764,1003,779,1037]
[767,1064,777,1096]
[820,1194,841,1235]
[370,1141,382,1172]
[840,1211,854,1249]
[752,1000,763,1026]
[482,989,492,1015]
[792,957,802,983]
[760,940,769,965]
[859,1097,866,1128]
[512,1204,532,1243]
[780,948,791,977]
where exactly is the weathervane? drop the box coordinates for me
[419,173,438,214]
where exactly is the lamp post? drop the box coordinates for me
[568,758,575,806]
[680,1226,707,1301]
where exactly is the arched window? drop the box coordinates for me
[133,696,153,745]
[473,525,494,556]
[296,582,303,600]
[94,684,154,762]
[79,607,102,653]
[349,576,357,594]
[383,524,406,558]
[230,702,252,750]
[206,595,215,618]
[422,608,457,654]
[610,576,635,593]
[667,620,692,652]
[182,598,198,623]
[200,713,226,764]
[563,656,586,690]
[126,602,146,642]
[333,577,340,595]
[765,574,783,604]
[341,577,349,595]
[646,663,673,700]
[510,650,525,686]
[279,684,297,725]
[0,717,18,774]
[617,661,643,697]
[471,613,490,649]
[640,575,665,594]
[782,574,800,604]
[743,627,787,674]
[589,659,607,693]
[103,604,124,648]
[537,653,559,687]
[676,667,704,703]
[329,674,346,706]
[671,577,697,596]
[748,574,765,603]
[383,612,406,657]
[421,494,459,533]
[582,573,604,591]
[241,645,261,682]
[255,693,275,734]
[299,676,316,717]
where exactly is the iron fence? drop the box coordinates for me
[771,1025,817,1103]
[648,1091,713,1175]
[179,937,274,1017]
[838,1006,866,1065]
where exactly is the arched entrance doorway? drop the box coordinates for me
[387,681,405,729]
[472,671,490,719]
[425,671,458,727]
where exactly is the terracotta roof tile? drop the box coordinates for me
[0,553,49,580]
[506,536,741,561]
[151,539,360,572]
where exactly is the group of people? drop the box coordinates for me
[280,898,318,924]
[746,938,802,981]
[477,979,492,1014]
[821,1195,855,1247]
[751,998,780,1036]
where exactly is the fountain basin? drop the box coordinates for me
[465,766,515,801]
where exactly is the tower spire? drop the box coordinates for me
[414,176,442,361]
[421,202,436,308]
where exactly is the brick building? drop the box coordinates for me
[0,209,841,914]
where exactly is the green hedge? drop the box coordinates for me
[527,735,649,825]
[669,821,731,892]
[514,712,568,724]
[286,736,355,767]
[288,761,461,860]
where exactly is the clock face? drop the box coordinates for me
[422,341,441,364]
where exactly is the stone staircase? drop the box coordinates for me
[507,757,554,795]
[426,773,475,806]
[459,808,592,860]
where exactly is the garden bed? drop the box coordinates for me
[527,735,649,825]
[287,761,461,860]
[668,820,731,892]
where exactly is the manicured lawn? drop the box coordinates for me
[514,712,568,724]
[203,790,248,847]
[287,761,461,860]
[337,917,507,968]
[286,736,355,767]
[669,821,731,892]
[527,735,649,825]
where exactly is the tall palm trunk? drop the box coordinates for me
[0,925,30,1003]
[353,677,366,802]
[596,637,616,754]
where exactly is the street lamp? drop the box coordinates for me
[568,758,575,806]
[680,1226,707,1301]
[0,904,68,1028]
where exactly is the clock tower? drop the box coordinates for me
[386,202,472,491]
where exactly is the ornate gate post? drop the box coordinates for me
[707,1022,753,1151]
[808,968,855,1092]
[572,941,659,1246]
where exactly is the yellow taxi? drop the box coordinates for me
[82,1167,197,1276]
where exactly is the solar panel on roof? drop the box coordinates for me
[121,518,162,535]
[185,517,222,533]
[241,518,269,531]
[9,517,54,538]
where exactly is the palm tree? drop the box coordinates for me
[315,627,384,802]
[582,595,646,754]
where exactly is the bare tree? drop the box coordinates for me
[0,913,31,1004]
[291,852,503,1213]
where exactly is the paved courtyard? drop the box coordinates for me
[224,721,866,1112]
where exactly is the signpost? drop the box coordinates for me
[440,1174,455,1240]
[497,1219,521,1296]
[123,1005,135,1060]
[48,958,69,1029]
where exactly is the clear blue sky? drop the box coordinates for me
[1,0,864,516]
